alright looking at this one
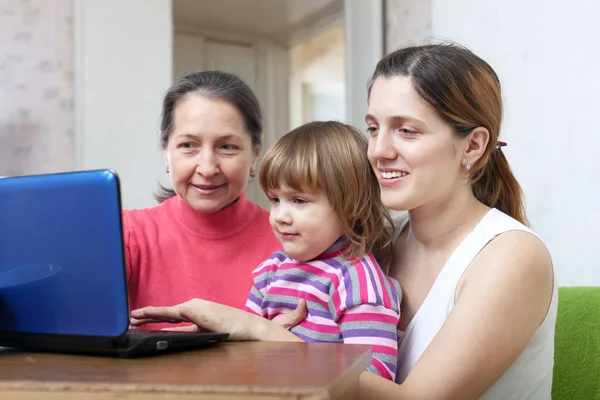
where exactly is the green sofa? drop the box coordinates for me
[553,286,600,399]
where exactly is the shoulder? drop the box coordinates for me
[121,201,170,246]
[122,199,170,228]
[484,229,551,282]
[459,226,554,322]
[252,249,288,275]
[241,199,275,231]
[460,209,553,296]
[243,197,270,221]
[332,253,402,311]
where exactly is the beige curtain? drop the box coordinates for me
[0,0,75,177]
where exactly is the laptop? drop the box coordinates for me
[0,169,228,357]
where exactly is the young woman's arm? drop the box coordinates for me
[358,231,554,400]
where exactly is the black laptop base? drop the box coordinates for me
[0,330,229,358]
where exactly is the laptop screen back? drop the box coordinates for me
[0,170,129,338]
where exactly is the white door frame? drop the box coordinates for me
[344,0,384,130]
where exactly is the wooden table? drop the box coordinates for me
[0,341,371,399]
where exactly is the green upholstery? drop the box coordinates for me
[553,286,600,399]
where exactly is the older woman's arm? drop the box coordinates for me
[130,298,304,342]
[357,230,554,400]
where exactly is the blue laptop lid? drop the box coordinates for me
[0,170,129,337]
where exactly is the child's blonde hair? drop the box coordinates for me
[259,121,393,270]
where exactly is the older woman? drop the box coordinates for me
[131,44,556,400]
[124,71,280,329]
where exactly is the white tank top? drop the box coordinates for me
[393,208,557,399]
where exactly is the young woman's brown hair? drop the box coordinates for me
[259,121,393,269]
[369,44,528,226]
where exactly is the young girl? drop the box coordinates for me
[243,121,402,382]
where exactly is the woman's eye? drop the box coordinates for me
[179,142,196,151]
[399,128,417,135]
[366,126,378,136]
[220,144,238,151]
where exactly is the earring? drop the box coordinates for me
[465,163,472,171]
[249,170,255,178]
[166,167,169,174]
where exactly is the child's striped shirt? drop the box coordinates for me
[244,239,402,381]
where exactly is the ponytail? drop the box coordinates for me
[471,148,529,226]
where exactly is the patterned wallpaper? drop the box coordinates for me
[0,0,74,177]
[385,0,432,54]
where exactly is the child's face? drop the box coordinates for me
[267,187,343,262]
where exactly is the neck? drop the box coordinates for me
[406,189,490,251]
[169,192,256,239]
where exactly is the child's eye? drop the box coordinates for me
[293,198,307,205]
[269,197,280,204]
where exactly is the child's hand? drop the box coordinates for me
[271,299,308,330]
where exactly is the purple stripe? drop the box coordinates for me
[343,328,397,341]
[271,251,288,262]
[263,301,297,310]
[270,273,329,294]
[325,258,354,309]
[382,361,397,373]
[308,308,333,319]
[254,278,268,290]
[364,260,383,304]
[291,331,319,343]
[246,292,262,307]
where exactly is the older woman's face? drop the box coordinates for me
[366,76,465,212]
[163,94,258,214]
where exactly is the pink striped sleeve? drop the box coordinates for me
[338,303,400,381]
[331,254,402,381]
[242,252,283,317]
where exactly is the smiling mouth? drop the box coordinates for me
[278,231,299,238]
[191,183,225,192]
[380,171,409,179]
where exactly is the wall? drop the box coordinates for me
[76,0,173,209]
[0,0,74,177]
[385,0,599,286]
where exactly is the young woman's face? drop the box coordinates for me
[366,76,466,212]
[163,94,258,214]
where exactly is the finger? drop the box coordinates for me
[274,299,308,329]
[131,306,189,322]
[295,298,308,318]
[130,316,186,326]
[160,325,201,332]
[130,318,154,326]
[178,306,224,333]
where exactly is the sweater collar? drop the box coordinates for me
[168,192,258,239]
